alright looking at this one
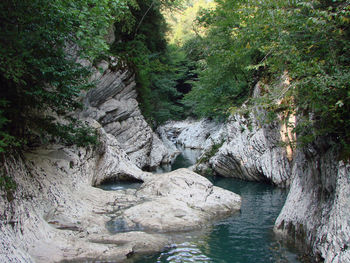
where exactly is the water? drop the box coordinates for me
[97,181,142,191]
[133,177,300,263]
[100,148,301,263]
[154,146,203,174]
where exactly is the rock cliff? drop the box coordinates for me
[158,119,225,150]
[81,58,171,169]
[208,113,292,187]
[274,143,350,263]
[159,86,292,187]
[0,51,243,262]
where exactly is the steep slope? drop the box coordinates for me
[81,58,172,169]
[275,144,350,263]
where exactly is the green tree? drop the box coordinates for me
[112,0,191,126]
[183,0,350,156]
[0,0,135,152]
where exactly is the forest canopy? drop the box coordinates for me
[181,0,350,155]
[0,0,349,158]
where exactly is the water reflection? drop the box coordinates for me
[97,181,142,191]
[154,146,202,174]
[98,146,302,263]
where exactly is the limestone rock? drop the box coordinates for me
[0,125,161,263]
[209,114,291,186]
[0,127,241,263]
[160,119,225,150]
[114,169,241,233]
[274,147,350,263]
[81,57,172,169]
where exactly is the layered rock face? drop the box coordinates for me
[0,126,159,263]
[159,117,291,187]
[274,145,350,263]
[82,58,171,169]
[159,83,292,187]
[158,119,225,150]
[209,113,292,187]
[0,124,241,262]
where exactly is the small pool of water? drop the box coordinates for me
[97,181,142,191]
[98,148,302,263]
[154,147,202,174]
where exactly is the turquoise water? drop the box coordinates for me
[100,149,301,263]
[153,147,202,174]
[133,177,300,263]
[97,181,142,191]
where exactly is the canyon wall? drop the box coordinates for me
[160,83,292,187]
[81,58,172,169]
[275,143,350,263]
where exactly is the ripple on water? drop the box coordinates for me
[132,177,302,263]
[100,149,303,263]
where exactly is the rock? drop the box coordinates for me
[82,57,172,169]
[160,115,291,186]
[160,119,225,150]
[274,146,350,262]
[0,125,158,263]
[114,168,241,233]
[0,127,241,263]
[181,82,292,187]
[209,113,291,186]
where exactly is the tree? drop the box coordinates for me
[0,0,134,151]
[112,0,191,126]
[183,0,350,156]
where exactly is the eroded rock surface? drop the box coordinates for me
[116,169,241,233]
[159,119,225,150]
[0,124,241,263]
[0,125,161,263]
[209,113,291,187]
[82,58,171,169]
[274,146,350,263]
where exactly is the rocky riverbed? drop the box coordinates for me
[0,125,241,262]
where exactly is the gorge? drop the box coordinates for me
[1,0,350,263]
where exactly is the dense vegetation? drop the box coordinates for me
[0,0,349,159]
[0,0,140,152]
[111,0,195,126]
[182,0,350,156]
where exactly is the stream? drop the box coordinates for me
[100,148,301,263]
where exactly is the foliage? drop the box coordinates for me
[182,0,350,156]
[0,173,16,193]
[0,0,135,152]
[182,0,264,119]
[198,140,224,164]
[163,0,216,45]
[0,154,17,201]
[112,0,192,126]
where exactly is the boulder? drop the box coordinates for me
[113,168,241,233]
[0,127,241,263]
